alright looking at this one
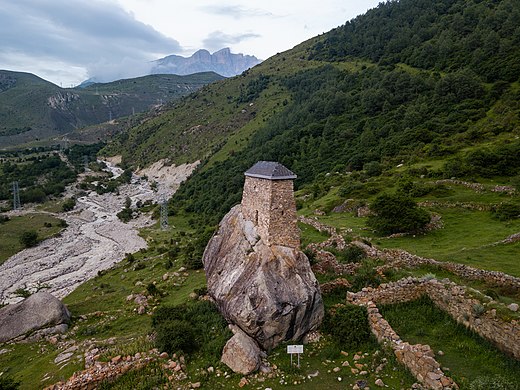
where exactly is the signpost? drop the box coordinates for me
[287,345,303,368]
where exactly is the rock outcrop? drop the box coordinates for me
[203,205,324,355]
[152,48,261,77]
[0,292,71,343]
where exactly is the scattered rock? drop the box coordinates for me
[221,327,262,375]
[508,303,519,312]
[54,352,74,364]
[375,378,385,387]
[111,355,122,364]
[238,377,249,387]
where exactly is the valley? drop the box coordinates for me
[1,0,520,389]
[0,159,196,304]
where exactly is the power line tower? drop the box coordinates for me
[12,181,21,211]
[160,197,169,231]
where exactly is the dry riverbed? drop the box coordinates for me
[0,159,197,304]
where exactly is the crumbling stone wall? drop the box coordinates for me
[365,301,458,390]
[348,277,520,360]
[354,242,520,291]
[242,176,299,248]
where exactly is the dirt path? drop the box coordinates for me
[0,159,197,304]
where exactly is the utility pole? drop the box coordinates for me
[12,181,21,211]
[160,196,169,231]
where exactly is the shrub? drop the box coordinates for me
[62,197,76,212]
[491,203,520,221]
[472,303,486,318]
[155,320,197,355]
[183,256,202,270]
[117,207,133,223]
[364,161,382,177]
[351,260,383,291]
[134,262,145,271]
[483,289,500,301]
[146,283,161,297]
[0,375,20,390]
[322,304,370,348]
[152,301,231,360]
[338,245,366,263]
[367,193,430,235]
[14,288,31,298]
[0,215,9,224]
[19,230,38,248]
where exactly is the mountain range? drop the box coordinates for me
[0,71,223,149]
[151,48,261,78]
[79,48,262,86]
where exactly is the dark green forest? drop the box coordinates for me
[310,0,520,82]
[0,143,104,206]
[171,0,520,223]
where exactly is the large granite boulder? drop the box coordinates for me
[203,205,323,352]
[0,292,71,343]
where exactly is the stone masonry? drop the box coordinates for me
[241,161,300,248]
[348,277,520,360]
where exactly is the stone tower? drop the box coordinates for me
[241,161,300,248]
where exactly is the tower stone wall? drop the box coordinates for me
[241,175,300,249]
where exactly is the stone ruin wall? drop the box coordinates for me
[354,241,520,291]
[348,277,520,360]
[242,176,299,248]
[365,301,458,390]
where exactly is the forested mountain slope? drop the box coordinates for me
[0,71,223,148]
[106,0,520,223]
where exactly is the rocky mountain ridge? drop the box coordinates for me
[151,48,261,77]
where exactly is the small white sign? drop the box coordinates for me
[287,345,303,354]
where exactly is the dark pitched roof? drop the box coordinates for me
[244,161,297,180]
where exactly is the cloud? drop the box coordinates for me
[201,5,274,19]
[202,31,261,52]
[0,0,182,84]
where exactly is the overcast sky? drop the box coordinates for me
[0,0,381,86]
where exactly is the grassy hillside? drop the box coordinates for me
[2,1,520,389]
[102,0,519,225]
[0,71,223,149]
